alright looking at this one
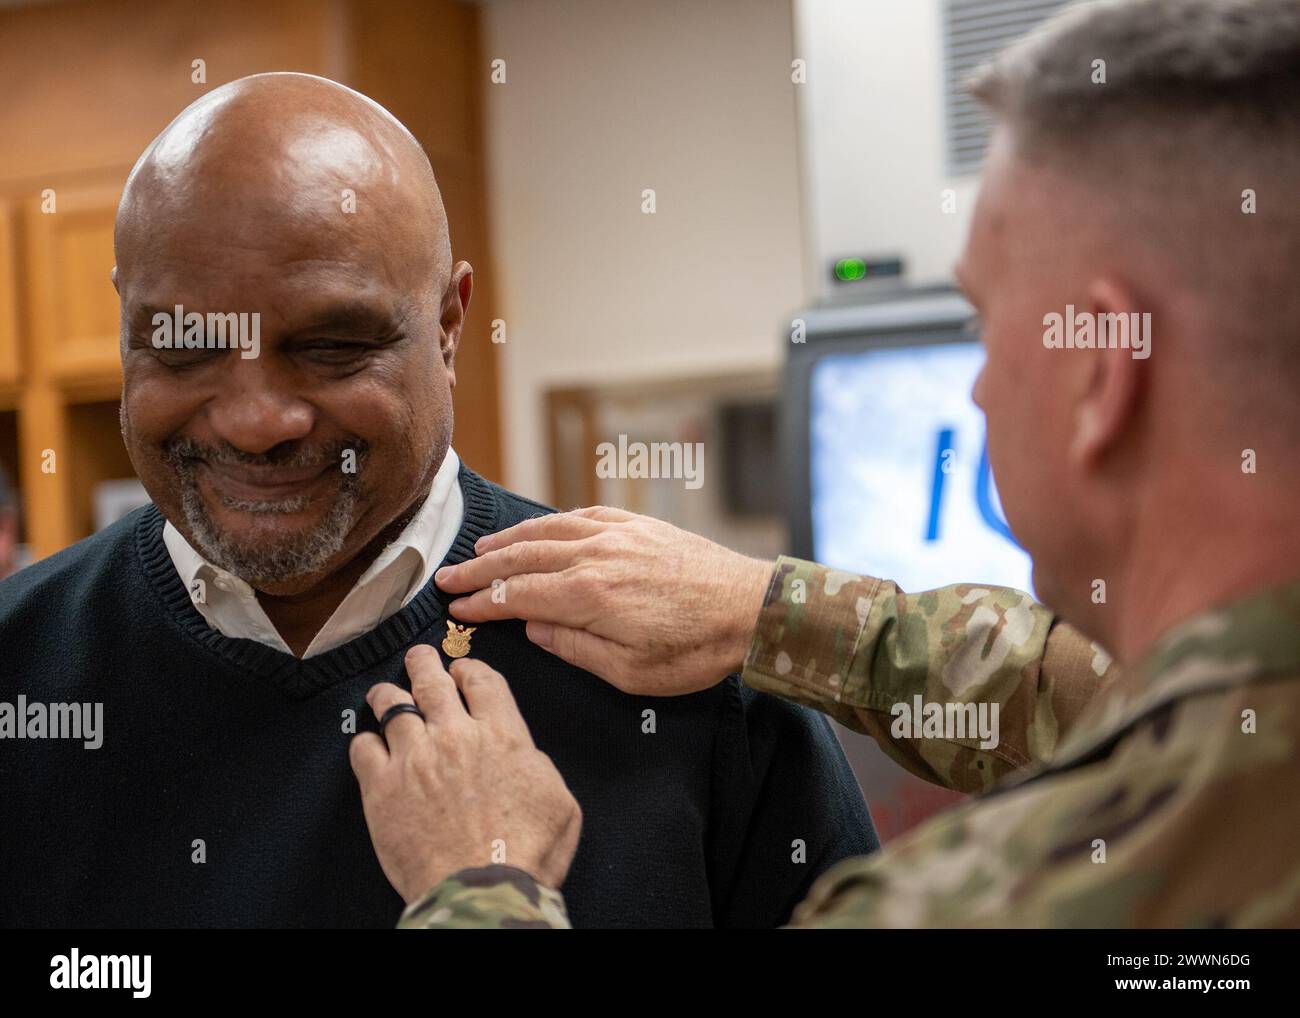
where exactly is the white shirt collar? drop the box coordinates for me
[162,448,464,659]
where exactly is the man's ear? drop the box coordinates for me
[111,265,120,295]
[1069,277,1148,467]
[439,261,474,388]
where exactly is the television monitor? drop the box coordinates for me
[782,287,1034,839]
[785,287,1032,594]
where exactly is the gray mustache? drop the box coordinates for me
[161,437,368,472]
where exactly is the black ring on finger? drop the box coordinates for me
[379,702,425,736]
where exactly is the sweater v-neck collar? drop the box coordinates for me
[134,461,499,698]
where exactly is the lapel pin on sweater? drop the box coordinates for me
[442,620,476,658]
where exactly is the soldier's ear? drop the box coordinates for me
[1069,278,1147,468]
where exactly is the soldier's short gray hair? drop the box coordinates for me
[969,0,1300,158]
[968,0,1300,425]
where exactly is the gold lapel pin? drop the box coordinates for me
[442,620,476,659]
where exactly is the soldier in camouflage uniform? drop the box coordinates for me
[354,0,1300,928]
[399,562,1299,928]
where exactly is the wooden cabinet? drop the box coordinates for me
[23,182,124,391]
[0,177,133,560]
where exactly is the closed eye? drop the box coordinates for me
[299,340,374,362]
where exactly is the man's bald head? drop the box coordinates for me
[116,72,452,298]
[114,73,474,596]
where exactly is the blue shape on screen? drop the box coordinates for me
[924,427,954,542]
[809,342,1033,594]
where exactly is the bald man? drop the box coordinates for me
[0,73,875,928]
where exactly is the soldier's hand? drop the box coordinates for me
[349,646,583,905]
[434,507,772,696]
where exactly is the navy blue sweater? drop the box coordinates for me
[0,464,876,928]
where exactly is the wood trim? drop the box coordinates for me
[545,387,599,509]
[0,200,19,390]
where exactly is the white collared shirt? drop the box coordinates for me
[163,448,464,659]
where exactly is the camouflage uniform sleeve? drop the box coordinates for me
[741,556,1116,793]
[396,865,572,929]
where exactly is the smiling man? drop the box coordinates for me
[0,72,876,928]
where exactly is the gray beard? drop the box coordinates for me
[178,478,361,590]
[171,459,364,588]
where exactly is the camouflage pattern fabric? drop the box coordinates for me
[745,559,1115,793]
[402,557,1300,928]
[397,865,571,929]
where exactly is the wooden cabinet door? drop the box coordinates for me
[23,181,124,390]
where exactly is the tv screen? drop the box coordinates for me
[809,341,1032,594]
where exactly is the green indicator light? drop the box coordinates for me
[835,257,867,282]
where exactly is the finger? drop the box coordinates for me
[569,505,637,523]
[435,538,587,595]
[525,621,628,690]
[366,682,425,751]
[448,571,590,626]
[447,658,531,740]
[349,731,390,778]
[470,512,609,557]
[404,644,462,723]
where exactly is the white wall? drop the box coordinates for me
[480,0,806,499]
[793,0,979,299]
